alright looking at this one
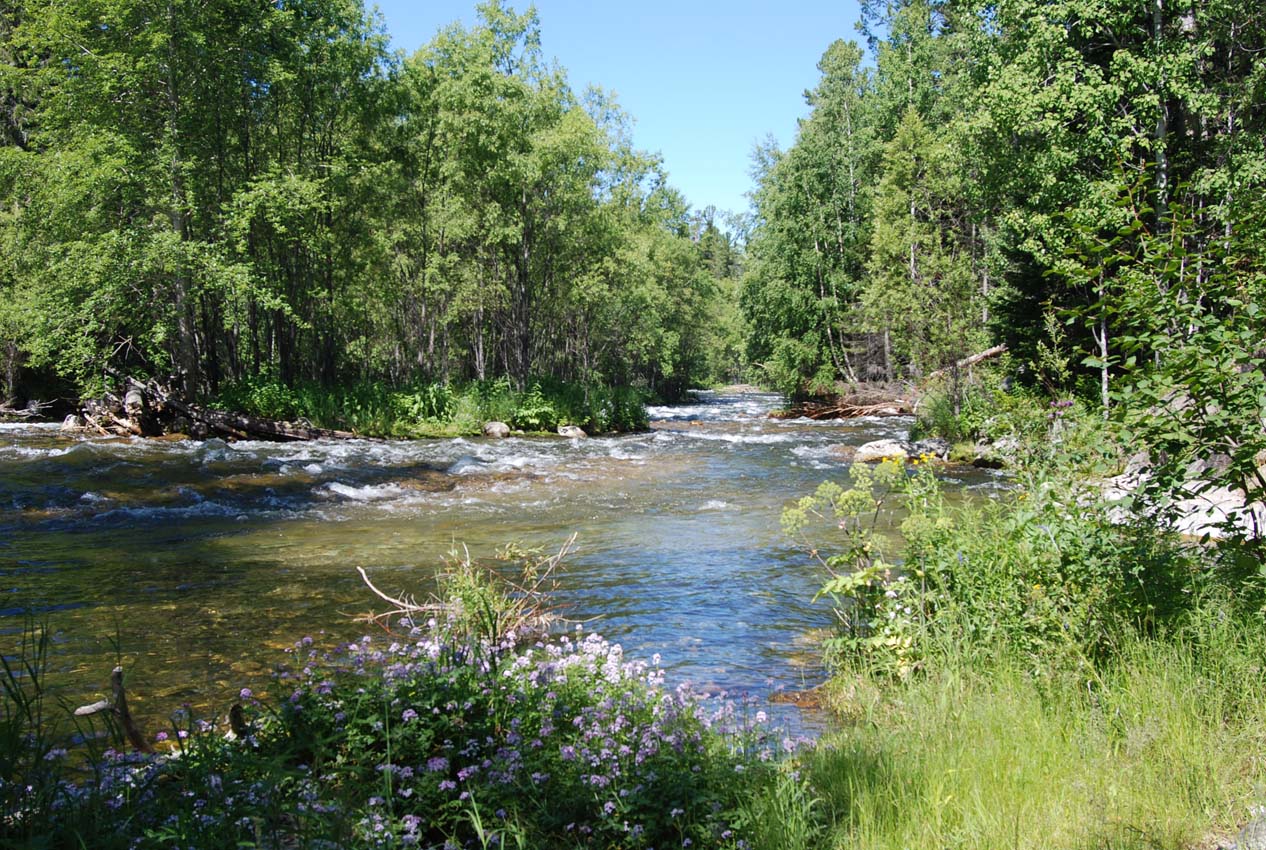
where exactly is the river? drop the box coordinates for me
[0,390,1004,730]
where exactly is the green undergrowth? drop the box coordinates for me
[209,375,650,437]
[806,616,1266,850]
[774,386,1266,850]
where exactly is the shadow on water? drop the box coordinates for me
[0,395,1006,733]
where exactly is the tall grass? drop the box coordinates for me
[210,375,650,437]
[781,390,1266,850]
[806,614,1266,850]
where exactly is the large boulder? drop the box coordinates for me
[853,439,911,463]
[123,387,147,419]
[972,435,1019,469]
[482,421,511,439]
[558,424,587,439]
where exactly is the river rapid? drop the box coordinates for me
[0,390,1003,729]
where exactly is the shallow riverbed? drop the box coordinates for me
[0,391,1005,730]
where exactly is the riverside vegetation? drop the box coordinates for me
[5,0,1266,847]
[211,376,650,437]
[781,390,1266,850]
[6,394,1266,850]
[1,552,816,849]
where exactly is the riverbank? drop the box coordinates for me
[782,382,1266,849]
[53,376,649,440]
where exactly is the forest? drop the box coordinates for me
[0,0,743,411]
[745,0,1265,407]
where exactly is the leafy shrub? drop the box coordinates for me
[391,383,454,423]
[207,376,650,437]
[213,375,302,421]
[784,458,1204,676]
[910,367,1052,446]
[508,382,559,431]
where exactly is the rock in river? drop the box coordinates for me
[853,439,910,463]
[558,424,587,439]
[482,421,511,438]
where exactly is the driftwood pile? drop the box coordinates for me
[770,345,1009,422]
[772,386,914,421]
[0,399,55,420]
[66,372,355,442]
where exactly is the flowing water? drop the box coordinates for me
[0,391,1005,730]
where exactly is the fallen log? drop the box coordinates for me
[170,399,355,442]
[772,396,913,421]
[88,370,359,442]
[925,344,1009,380]
[0,399,54,419]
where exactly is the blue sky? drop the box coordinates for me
[370,1,865,216]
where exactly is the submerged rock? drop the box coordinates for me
[482,421,511,439]
[61,414,85,432]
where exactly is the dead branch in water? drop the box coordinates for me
[73,666,154,754]
[356,534,581,640]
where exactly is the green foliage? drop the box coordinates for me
[911,370,1054,446]
[805,616,1266,850]
[1062,191,1266,544]
[0,0,728,405]
[785,449,1213,675]
[208,375,648,436]
[508,383,559,431]
[861,108,984,379]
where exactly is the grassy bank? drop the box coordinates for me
[775,384,1266,850]
[804,620,1266,850]
[209,376,650,438]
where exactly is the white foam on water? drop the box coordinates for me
[5,445,75,459]
[788,443,841,470]
[448,456,486,475]
[700,500,729,511]
[790,444,835,458]
[673,430,799,445]
[0,422,64,433]
[322,482,412,502]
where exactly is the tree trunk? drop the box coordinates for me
[165,1,199,397]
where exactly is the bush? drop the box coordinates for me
[208,376,650,437]
[213,374,302,421]
[783,457,1206,676]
